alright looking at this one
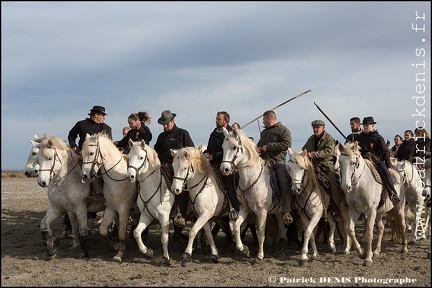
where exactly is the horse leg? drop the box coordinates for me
[254,210,268,263]
[134,213,153,259]
[112,210,130,262]
[99,208,117,245]
[299,217,311,266]
[40,206,63,259]
[394,204,409,253]
[181,214,211,267]
[373,214,385,256]
[344,212,363,257]
[232,208,250,258]
[326,215,337,253]
[362,211,376,267]
[202,221,219,263]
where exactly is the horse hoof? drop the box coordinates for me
[409,240,416,245]
[427,252,431,259]
[159,257,171,267]
[362,260,373,267]
[181,253,192,267]
[112,255,122,262]
[330,247,337,254]
[144,249,153,259]
[210,254,218,263]
[46,247,58,259]
[252,258,263,265]
[299,259,307,266]
[310,255,318,262]
[79,251,89,259]
[239,245,250,257]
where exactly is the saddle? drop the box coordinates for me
[364,159,383,184]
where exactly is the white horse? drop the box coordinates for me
[80,132,137,262]
[24,134,45,177]
[171,146,227,267]
[287,148,337,266]
[125,139,175,266]
[35,136,105,259]
[391,158,426,244]
[336,142,408,266]
[220,127,286,264]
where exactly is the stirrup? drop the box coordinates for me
[283,213,294,225]
[390,194,400,204]
[229,209,239,220]
[173,215,185,228]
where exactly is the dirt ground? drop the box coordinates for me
[1,177,431,287]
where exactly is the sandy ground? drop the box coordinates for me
[1,177,431,287]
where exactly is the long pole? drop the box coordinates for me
[313,102,347,141]
[242,89,311,129]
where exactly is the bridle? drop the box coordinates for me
[82,139,124,181]
[288,158,309,195]
[341,152,364,185]
[38,147,79,183]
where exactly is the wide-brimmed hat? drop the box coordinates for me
[311,119,325,127]
[158,110,176,124]
[89,105,107,116]
[362,116,376,125]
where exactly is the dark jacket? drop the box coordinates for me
[68,118,112,150]
[257,122,292,164]
[204,126,232,165]
[302,130,336,171]
[357,130,391,168]
[116,122,152,150]
[395,138,416,162]
[154,124,195,164]
[345,131,361,143]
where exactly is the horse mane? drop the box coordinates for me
[230,129,261,166]
[146,144,161,169]
[182,147,210,175]
[40,136,79,165]
[83,132,121,159]
[292,149,321,190]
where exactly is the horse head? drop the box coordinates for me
[287,148,311,195]
[24,134,46,177]
[126,139,160,183]
[81,133,104,183]
[336,142,361,193]
[220,127,258,176]
[35,136,70,187]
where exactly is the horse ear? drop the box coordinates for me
[140,139,146,148]
[85,133,91,139]
[128,138,134,148]
[47,139,54,148]
[287,147,293,157]
[170,149,176,158]
[302,149,308,157]
[34,134,39,140]
[222,127,229,136]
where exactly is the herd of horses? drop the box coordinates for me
[24,129,431,267]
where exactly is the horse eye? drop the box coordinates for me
[232,147,236,150]
[90,152,94,156]
[48,157,53,161]
[32,152,37,155]
[139,156,144,160]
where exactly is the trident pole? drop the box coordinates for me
[314,102,347,141]
[242,89,311,129]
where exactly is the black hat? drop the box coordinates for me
[158,110,176,124]
[311,119,325,127]
[362,116,376,125]
[89,105,107,116]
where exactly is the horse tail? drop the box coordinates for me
[387,208,405,243]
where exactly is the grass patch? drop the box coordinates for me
[1,171,26,178]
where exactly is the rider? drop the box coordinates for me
[154,110,195,243]
[67,105,113,233]
[302,119,345,221]
[357,116,400,204]
[203,111,240,220]
[345,117,362,143]
[256,110,293,225]
[114,111,152,153]
[395,130,416,163]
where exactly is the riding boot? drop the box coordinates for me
[326,169,344,222]
[275,162,293,224]
[223,174,239,220]
[376,161,400,204]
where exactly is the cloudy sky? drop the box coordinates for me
[2,1,430,170]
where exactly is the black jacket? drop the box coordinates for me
[357,130,391,168]
[68,118,112,150]
[204,126,232,165]
[116,123,152,150]
[395,138,416,162]
[154,124,195,164]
